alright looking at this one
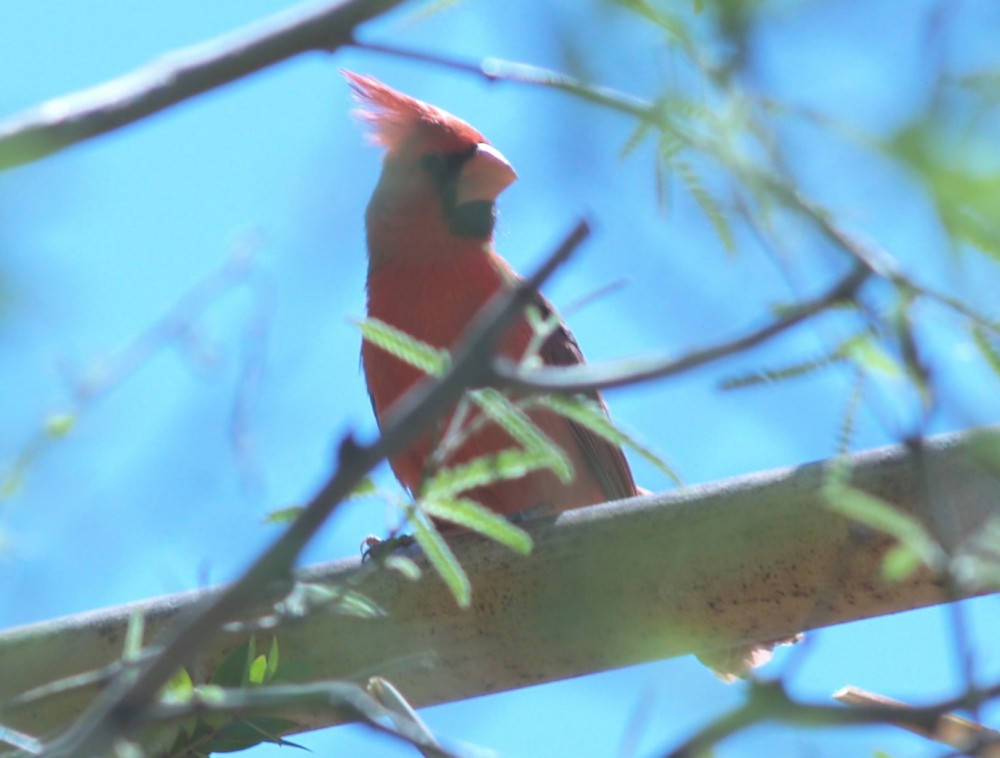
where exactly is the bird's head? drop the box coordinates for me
[346,72,517,259]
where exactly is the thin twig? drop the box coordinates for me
[493,262,870,395]
[353,42,655,118]
[835,686,1000,756]
[0,0,407,170]
[664,680,1000,758]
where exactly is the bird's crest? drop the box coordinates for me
[344,71,485,153]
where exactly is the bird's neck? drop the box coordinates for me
[364,195,496,270]
[365,243,517,352]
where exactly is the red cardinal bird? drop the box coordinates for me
[346,72,797,680]
[347,71,637,518]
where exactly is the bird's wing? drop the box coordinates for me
[530,291,639,502]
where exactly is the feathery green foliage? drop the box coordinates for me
[534,394,680,484]
[421,496,532,554]
[411,514,471,607]
[357,318,450,376]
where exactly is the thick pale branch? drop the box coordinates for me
[0,0,407,170]
[2,428,997,745]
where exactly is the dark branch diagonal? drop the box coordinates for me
[0,0,407,170]
[492,262,870,395]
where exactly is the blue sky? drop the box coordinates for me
[2,0,1000,756]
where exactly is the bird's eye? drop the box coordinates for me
[421,153,447,178]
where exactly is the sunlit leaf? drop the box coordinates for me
[720,354,839,389]
[675,158,735,253]
[349,476,378,498]
[0,469,23,498]
[385,554,422,581]
[836,369,865,455]
[881,543,924,582]
[620,119,654,158]
[356,318,449,376]
[412,517,470,607]
[248,654,267,685]
[45,412,76,437]
[160,667,195,705]
[837,334,903,378]
[613,0,691,43]
[471,389,573,481]
[422,497,532,554]
[889,122,1000,260]
[123,611,145,662]
[210,638,255,687]
[278,582,386,620]
[536,394,680,484]
[971,324,1000,380]
[267,640,283,685]
[331,589,387,619]
[424,448,565,499]
[263,505,303,524]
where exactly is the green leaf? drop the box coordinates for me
[471,389,573,481]
[1,469,23,498]
[45,412,76,437]
[210,638,254,687]
[349,476,378,498]
[278,582,386,620]
[331,589,388,619]
[263,505,303,524]
[412,517,470,607]
[658,130,685,163]
[675,157,735,254]
[368,677,440,748]
[971,324,1000,380]
[536,394,681,484]
[424,447,566,499]
[613,0,691,42]
[837,334,903,378]
[123,611,145,662]
[823,464,945,578]
[881,543,924,582]
[385,554,422,580]
[160,667,195,705]
[422,497,532,554]
[248,654,267,685]
[620,120,654,159]
[356,318,449,376]
[720,353,840,389]
[204,714,303,752]
[521,305,562,367]
[889,122,1000,260]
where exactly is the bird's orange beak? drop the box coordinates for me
[455,143,518,206]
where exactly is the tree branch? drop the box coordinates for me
[665,680,1000,758]
[0,0,408,171]
[4,426,997,748]
[492,261,870,395]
